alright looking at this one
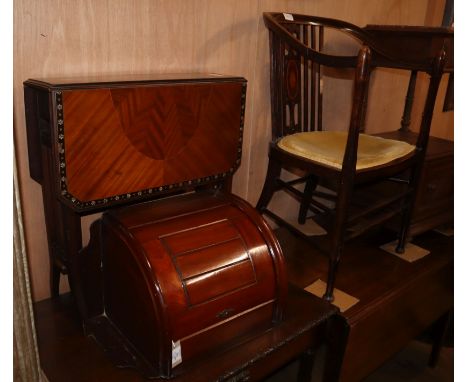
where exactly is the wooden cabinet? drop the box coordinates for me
[374,131,454,236]
[82,190,288,378]
[411,135,453,235]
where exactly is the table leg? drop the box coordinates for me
[297,348,315,382]
[323,315,349,382]
[429,310,451,368]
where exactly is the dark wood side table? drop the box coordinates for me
[277,228,453,382]
[34,286,337,382]
[23,74,247,320]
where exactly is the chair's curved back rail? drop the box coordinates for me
[263,12,453,148]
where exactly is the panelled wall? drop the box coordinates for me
[14,0,452,301]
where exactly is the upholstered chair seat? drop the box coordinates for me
[277,132,415,170]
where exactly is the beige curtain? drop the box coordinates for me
[13,152,42,381]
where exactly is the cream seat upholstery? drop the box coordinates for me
[277,131,415,170]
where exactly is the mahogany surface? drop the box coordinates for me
[34,286,336,382]
[24,75,246,211]
[276,227,453,382]
[80,190,289,378]
[363,25,454,71]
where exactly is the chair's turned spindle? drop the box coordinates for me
[399,70,418,132]
[303,24,309,132]
[317,26,324,131]
[311,26,316,131]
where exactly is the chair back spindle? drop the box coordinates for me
[271,23,327,141]
[268,16,366,150]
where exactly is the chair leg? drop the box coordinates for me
[395,203,412,254]
[395,178,421,253]
[323,179,353,302]
[323,222,346,302]
[323,184,351,302]
[256,156,281,211]
[323,251,341,302]
[396,166,423,254]
[298,175,318,225]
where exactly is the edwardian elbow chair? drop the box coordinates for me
[257,12,453,301]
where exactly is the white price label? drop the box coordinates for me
[283,13,294,21]
[172,340,182,368]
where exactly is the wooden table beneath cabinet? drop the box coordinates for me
[34,285,336,382]
[34,227,452,382]
[276,227,453,382]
